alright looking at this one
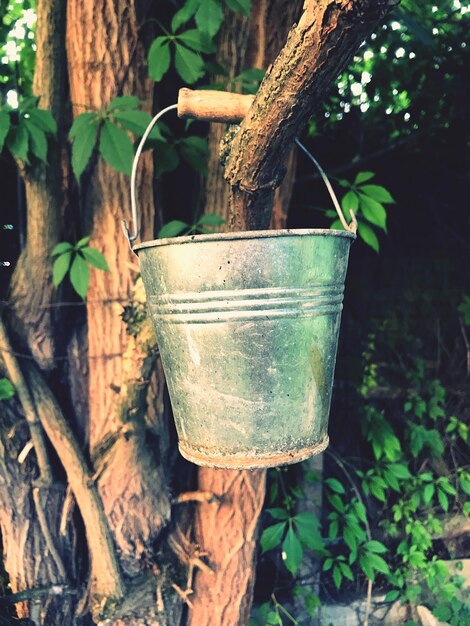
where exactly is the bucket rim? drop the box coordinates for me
[133,227,355,252]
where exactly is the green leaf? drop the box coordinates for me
[158,220,190,239]
[423,483,435,504]
[0,378,15,400]
[76,236,91,248]
[282,526,303,575]
[328,520,339,540]
[359,554,375,580]
[388,463,412,479]
[197,213,226,227]
[432,604,452,622]
[360,184,395,204]
[24,119,48,162]
[341,190,359,215]
[359,194,387,231]
[385,590,400,602]
[112,110,156,138]
[53,252,72,287]
[332,564,343,589]
[27,108,57,135]
[293,513,323,550]
[343,527,358,552]
[81,247,109,271]
[367,553,390,574]
[365,540,387,554]
[70,116,100,180]
[179,135,209,173]
[339,562,354,581]
[260,522,286,552]
[51,241,74,256]
[437,489,449,511]
[327,493,345,512]
[370,479,386,502]
[69,112,98,138]
[325,478,346,494]
[323,557,334,571]
[178,29,216,54]
[19,97,40,112]
[195,0,224,37]
[0,111,11,152]
[459,475,470,496]
[355,171,375,184]
[225,0,251,15]
[7,123,29,162]
[357,222,380,253]
[107,96,141,112]
[439,479,457,496]
[266,508,289,520]
[99,120,134,175]
[383,468,400,491]
[69,254,90,299]
[148,37,171,82]
[174,43,205,84]
[154,141,180,176]
[171,0,201,32]
[330,219,344,231]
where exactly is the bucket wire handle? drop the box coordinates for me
[123,102,357,244]
[122,103,178,246]
[295,139,357,234]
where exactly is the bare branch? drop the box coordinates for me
[225,0,398,229]
[23,364,125,603]
[0,318,53,483]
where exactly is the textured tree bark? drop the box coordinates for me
[66,1,172,597]
[0,400,73,625]
[8,0,67,369]
[226,0,398,230]
[204,0,302,230]
[189,470,266,626]
[0,2,75,623]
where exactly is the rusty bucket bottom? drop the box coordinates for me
[178,436,330,470]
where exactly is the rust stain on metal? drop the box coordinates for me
[178,437,330,470]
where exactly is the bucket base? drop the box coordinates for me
[178,436,329,470]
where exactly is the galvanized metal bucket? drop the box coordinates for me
[123,106,357,469]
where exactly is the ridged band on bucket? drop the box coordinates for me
[149,284,344,323]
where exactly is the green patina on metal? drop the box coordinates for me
[134,228,354,469]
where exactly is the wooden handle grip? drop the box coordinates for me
[177,88,255,123]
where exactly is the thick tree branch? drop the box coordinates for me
[225,0,398,229]
[23,365,125,605]
[9,0,68,368]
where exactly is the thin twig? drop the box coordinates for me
[458,315,470,376]
[0,585,75,603]
[24,364,125,601]
[0,318,53,483]
[173,491,222,505]
[32,486,68,581]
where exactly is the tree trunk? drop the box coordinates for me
[65,1,177,621]
[8,0,67,368]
